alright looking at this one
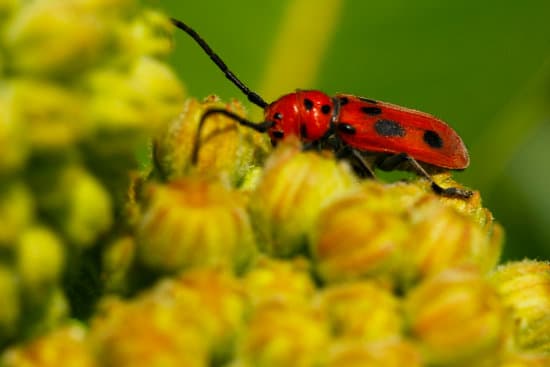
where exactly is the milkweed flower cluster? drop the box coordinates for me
[0,0,184,346]
[1,2,549,367]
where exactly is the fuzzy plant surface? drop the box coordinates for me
[1,1,549,367]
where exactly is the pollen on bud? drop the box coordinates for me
[242,256,316,308]
[405,266,507,366]
[1,324,96,367]
[250,140,357,257]
[325,339,423,367]
[401,195,501,286]
[310,185,408,283]
[490,260,550,354]
[137,178,257,273]
[235,302,330,367]
[153,97,269,186]
[318,280,402,342]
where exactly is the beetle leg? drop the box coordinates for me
[349,148,376,178]
[335,146,376,178]
[379,153,472,199]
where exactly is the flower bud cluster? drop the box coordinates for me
[1,2,548,366]
[0,0,185,344]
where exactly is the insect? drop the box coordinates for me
[170,18,472,199]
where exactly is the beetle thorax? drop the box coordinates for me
[264,90,334,144]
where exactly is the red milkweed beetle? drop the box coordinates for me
[170,18,472,199]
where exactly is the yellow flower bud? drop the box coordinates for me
[159,268,248,363]
[153,96,269,186]
[91,269,245,367]
[490,260,550,354]
[57,166,113,248]
[17,226,65,301]
[0,87,28,173]
[115,9,174,60]
[92,297,209,367]
[436,178,504,259]
[243,256,316,308]
[2,324,97,367]
[6,79,88,149]
[310,187,408,283]
[4,1,109,74]
[101,236,136,293]
[402,196,501,286]
[326,339,423,367]
[319,280,402,341]
[85,57,185,137]
[0,181,34,246]
[0,265,19,342]
[405,266,507,366]
[137,178,256,273]
[251,140,357,257]
[236,302,329,367]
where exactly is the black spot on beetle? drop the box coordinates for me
[359,96,378,104]
[423,130,443,148]
[272,130,284,139]
[339,96,349,105]
[361,106,382,116]
[321,104,331,114]
[374,119,406,137]
[304,98,314,110]
[338,123,356,135]
[300,124,308,138]
[274,112,282,120]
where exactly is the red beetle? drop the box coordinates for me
[171,18,471,198]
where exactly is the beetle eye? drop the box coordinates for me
[274,112,283,120]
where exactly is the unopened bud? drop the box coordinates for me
[310,187,408,283]
[137,178,256,273]
[154,96,269,186]
[490,260,550,354]
[326,339,423,367]
[236,302,329,367]
[319,280,402,341]
[405,266,506,366]
[2,324,96,367]
[243,256,316,308]
[251,140,357,257]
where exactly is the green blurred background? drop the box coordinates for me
[156,0,550,261]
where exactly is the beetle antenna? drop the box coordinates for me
[170,18,268,109]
